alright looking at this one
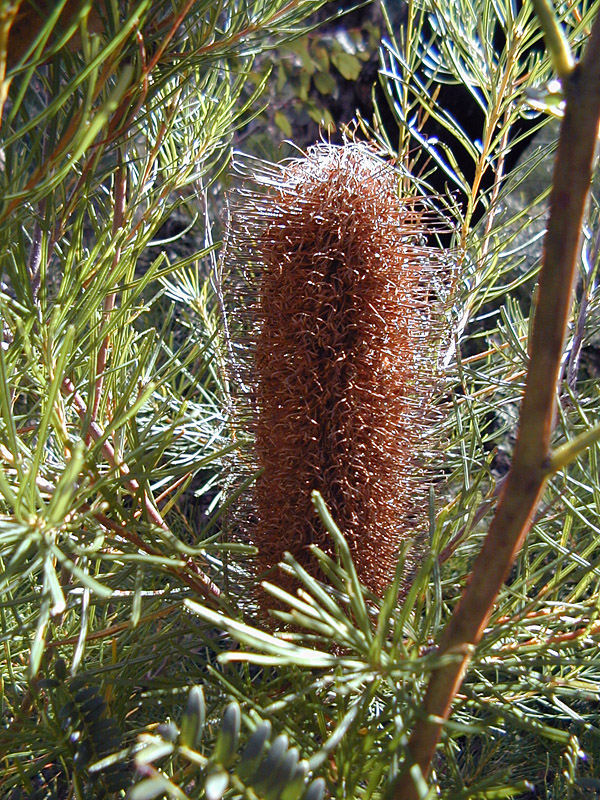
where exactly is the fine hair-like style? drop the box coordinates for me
[224,142,453,603]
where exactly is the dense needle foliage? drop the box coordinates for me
[2,1,600,798]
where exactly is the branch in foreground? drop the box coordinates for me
[393,12,600,797]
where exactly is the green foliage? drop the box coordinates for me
[4,0,600,798]
[22,658,130,798]
[242,16,381,151]
[273,23,377,131]
[124,686,325,800]
[0,0,331,796]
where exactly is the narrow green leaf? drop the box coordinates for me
[180,685,205,750]
[212,701,240,768]
[21,325,75,511]
[130,774,183,800]
[311,491,371,640]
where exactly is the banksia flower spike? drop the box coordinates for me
[225,142,452,602]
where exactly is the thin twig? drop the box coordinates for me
[565,224,600,389]
[93,511,220,599]
[393,13,600,796]
[90,154,126,422]
[46,606,175,650]
[62,376,221,600]
[0,3,23,130]
[28,221,43,304]
[437,476,505,565]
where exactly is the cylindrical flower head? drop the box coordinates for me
[225,143,452,600]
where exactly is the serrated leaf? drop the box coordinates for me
[276,63,287,92]
[55,657,67,681]
[280,760,309,800]
[306,101,333,128]
[298,70,311,101]
[74,686,99,704]
[312,43,329,71]
[80,694,106,720]
[157,721,179,743]
[135,740,175,766]
[38,677,60,689]
[131,775,180,800]
[304,778,326,800]
[73,739,93,771]
[252,734,289,793]
[313,71,336,95]
[263,747,299,800]
[58,700,77,724]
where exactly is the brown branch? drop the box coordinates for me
[93,511,218,599]
[46,605,175,650]
[142,0,196,75]
[0,2,22,129]
[5,1,106,69]
[394,14,600,797]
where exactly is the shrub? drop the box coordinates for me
[3,1,600,798]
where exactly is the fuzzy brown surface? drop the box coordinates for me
[227,144,450,601]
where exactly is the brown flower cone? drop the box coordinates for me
[225,143,451,606]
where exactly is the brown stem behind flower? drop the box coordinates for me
[394,12,600,798]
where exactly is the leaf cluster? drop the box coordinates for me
[0,0,331,796]
[127,685,325,800]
